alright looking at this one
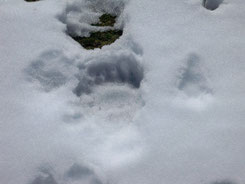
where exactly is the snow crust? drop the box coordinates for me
[0,0,245,184]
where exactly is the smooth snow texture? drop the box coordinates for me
[0,0,245,184]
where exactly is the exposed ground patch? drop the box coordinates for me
[72,30,123,50]
[91,14,117,27]
[69,13,123,50]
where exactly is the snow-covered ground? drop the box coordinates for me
[0,0,245,184]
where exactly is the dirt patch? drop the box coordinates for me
[92,14,117,27]
[72,30,122,50]
[69,13,123,50]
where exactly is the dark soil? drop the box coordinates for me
[69,13,123,50]
[72,30,123,50]
[92,14,117,27]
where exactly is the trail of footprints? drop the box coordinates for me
[26,0,144,120]
[24,0,226,183]
[26,0,144,182]
[25,0,224,99]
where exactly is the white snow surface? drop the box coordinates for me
[0,0,245,184]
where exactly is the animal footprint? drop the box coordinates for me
[25,50,77,92]
[177,53,211,97]
[175,53,213,110]
[202,0,224,10]
[74,52,143,96]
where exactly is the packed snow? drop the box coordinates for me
[0,0,245,184]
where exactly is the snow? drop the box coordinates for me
[0,0,245,184]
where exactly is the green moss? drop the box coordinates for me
[92,14,117,27]
[72,30,123,50]
[70,13,122,49]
